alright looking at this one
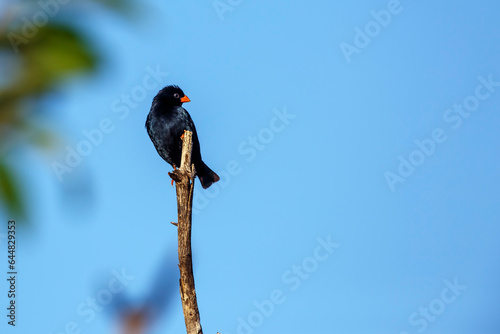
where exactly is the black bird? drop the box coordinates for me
[146,85,219,189]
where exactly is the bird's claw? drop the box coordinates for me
[171,165,177,186]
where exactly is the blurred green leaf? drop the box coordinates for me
[1,23,97,152]
[11,24,98,94]
[0,159,24,218]
[0,0,133,220]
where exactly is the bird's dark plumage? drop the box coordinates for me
[146,85,219,189]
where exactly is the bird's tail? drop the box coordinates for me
[198,162,220,189]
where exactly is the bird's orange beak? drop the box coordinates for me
[180,95,191,103]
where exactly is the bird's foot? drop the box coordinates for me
[169,165,177,186]
[168,165,183,186]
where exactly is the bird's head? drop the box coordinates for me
[156,85,191,106]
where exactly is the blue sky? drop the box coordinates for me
[2,0,500,333]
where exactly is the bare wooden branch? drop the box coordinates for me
[169,130,203,334]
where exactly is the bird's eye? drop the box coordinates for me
[173,93,180,98]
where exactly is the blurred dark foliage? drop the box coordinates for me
[0,0,132,219]
[109,252,179,334]
[0,6,181,334]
